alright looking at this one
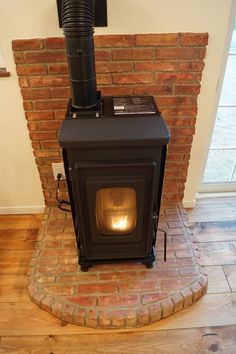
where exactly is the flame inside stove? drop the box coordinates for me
[96,187,137,235]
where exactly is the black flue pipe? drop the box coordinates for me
[62,0,98,109]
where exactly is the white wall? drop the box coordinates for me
[0,0,234,212]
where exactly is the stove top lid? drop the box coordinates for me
[59,114,170,149]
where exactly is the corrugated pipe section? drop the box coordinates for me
[62,0,97,109]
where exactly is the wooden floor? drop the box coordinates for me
[0,197,236,353]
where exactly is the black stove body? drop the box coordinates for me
[58,0,169,270]
[59,96,169,270]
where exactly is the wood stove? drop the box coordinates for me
[58,0,170,271]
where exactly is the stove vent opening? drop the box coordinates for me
[61,0,98,110]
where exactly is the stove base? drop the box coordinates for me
[79,248,156,272]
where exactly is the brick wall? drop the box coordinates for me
[12,33,208,205]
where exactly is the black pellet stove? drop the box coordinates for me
[59,0,170,271]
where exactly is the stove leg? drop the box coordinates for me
[80,264,89,272]
[142,261,154,269]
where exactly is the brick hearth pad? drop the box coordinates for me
[28,205,207,329]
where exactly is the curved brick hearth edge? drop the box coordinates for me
[28,204,207,329]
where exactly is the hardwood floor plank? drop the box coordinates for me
[203,266,231,294]
[0,266,28,275]
[1,325,236,354]
[0,229,39,250]
[0,215,42,230]
[0,275,27,287]
[196,196,236,205]
[0,287,31,303]
[0,250,36,266]
[187,204,236,223]
[197,241,236,266]
[223,265,236,292]
[192,221,236,243]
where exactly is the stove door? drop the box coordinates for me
[71,161,157,261]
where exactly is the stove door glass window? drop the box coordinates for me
[96,187,137,235]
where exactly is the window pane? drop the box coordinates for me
[219,56,236,106]
[203,149,235,183]
[211,107,236,148]
[96,187,137,235]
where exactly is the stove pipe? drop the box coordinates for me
[62,0,98,110]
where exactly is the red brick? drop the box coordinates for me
[190,281,203,301]
[41,140,60,149]
[28,76,69,87]
[156,73,196,83]
[175,249,193,258]
[174,84,201,95]
[24,51,66,63]
[61,303,75,323]
[95,49,111,61]
[180,267,199,277]
[74,308,86,326]
[45,37,65,49]
[52,87,70,99]
[160,277,196,291]
[14,52,24,64]
[25,111,54,121]
[142,292,170,304]
[19,78,29,88]
[135,61,176,72]
[135,34,179,46]
[150,303,162,322]
[119,280,159,292]
[172,293,184,312]
[12,39,43,51]
[99,271,138,281]
[111,310,125,328]
[44,285,74,295]
[30,132,58,141]
[99,310,111,328]
[199,48,207,59]
[172,107,197,116]
[94,35,134,47]
[23,101,33,110]
[177,61,205,72]
[77,282,118,294]
[66,296,97,307]
[98,294,139,307]
[100,86,133,96]
[86,309,98,328]
[48,63,68,74]
[16,64,47,76]
[36,121,61,131]
[161,298,174,318]
[113,48,155,60]
[181,287,193,308]
[113,73,153,84]
[21,88,51,100]
[133,85,173,95]
[34,151,59,158]
[51,301,63,318]
[40,295,55,312]
[156,47,200,59]
[34,100,67,110]
[180,33,208,46]
[137,307,150,325]
[96,62,133,73]
[126,309,137,327]
[156,96,194,107]
[28,122,37,131]
[97,74,112,85]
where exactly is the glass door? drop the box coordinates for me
[200,20,236,192]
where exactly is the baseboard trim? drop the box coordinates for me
[0,205,45,215]
[182,199,196,208]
